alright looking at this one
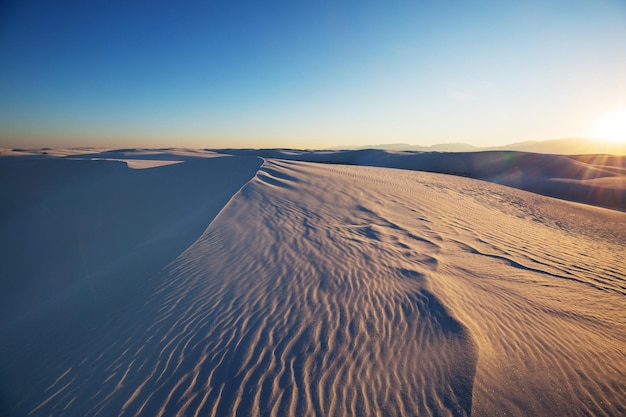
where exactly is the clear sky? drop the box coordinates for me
[1,0,625,149]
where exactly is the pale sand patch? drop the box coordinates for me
[82,158,184,169]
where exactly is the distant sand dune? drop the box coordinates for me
[218,148,626,211]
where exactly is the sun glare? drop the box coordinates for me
[592,108,626,143]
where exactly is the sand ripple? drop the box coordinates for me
[5,160,625,416]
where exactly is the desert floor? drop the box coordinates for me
[1,149,624,416]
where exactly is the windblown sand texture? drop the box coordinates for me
[1,150,624,416]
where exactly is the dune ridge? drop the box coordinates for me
[217,148,626,211]
[3,154,624,416]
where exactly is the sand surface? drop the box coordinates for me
[1,150,624,416]
[218,148,626,211]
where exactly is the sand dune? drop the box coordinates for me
[0,152,261,330]
[1,150,624,416]
[218,148,626,211]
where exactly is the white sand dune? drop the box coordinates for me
[217,148,626,211]
[1,150,624,416]
[0,151,262,328]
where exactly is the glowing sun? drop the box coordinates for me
[592,108,626,143]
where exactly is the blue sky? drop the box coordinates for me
[1,0,625,149]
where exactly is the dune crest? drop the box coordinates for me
[218,148,626,211]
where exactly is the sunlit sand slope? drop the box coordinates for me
[4,159,625,416]
[219,149,626,211]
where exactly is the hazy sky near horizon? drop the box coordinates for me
[1,0,625,149]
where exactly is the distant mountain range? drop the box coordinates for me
[331,138,626,155]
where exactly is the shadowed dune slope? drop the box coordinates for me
[3,158,624,416]
[0,153,262,341]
